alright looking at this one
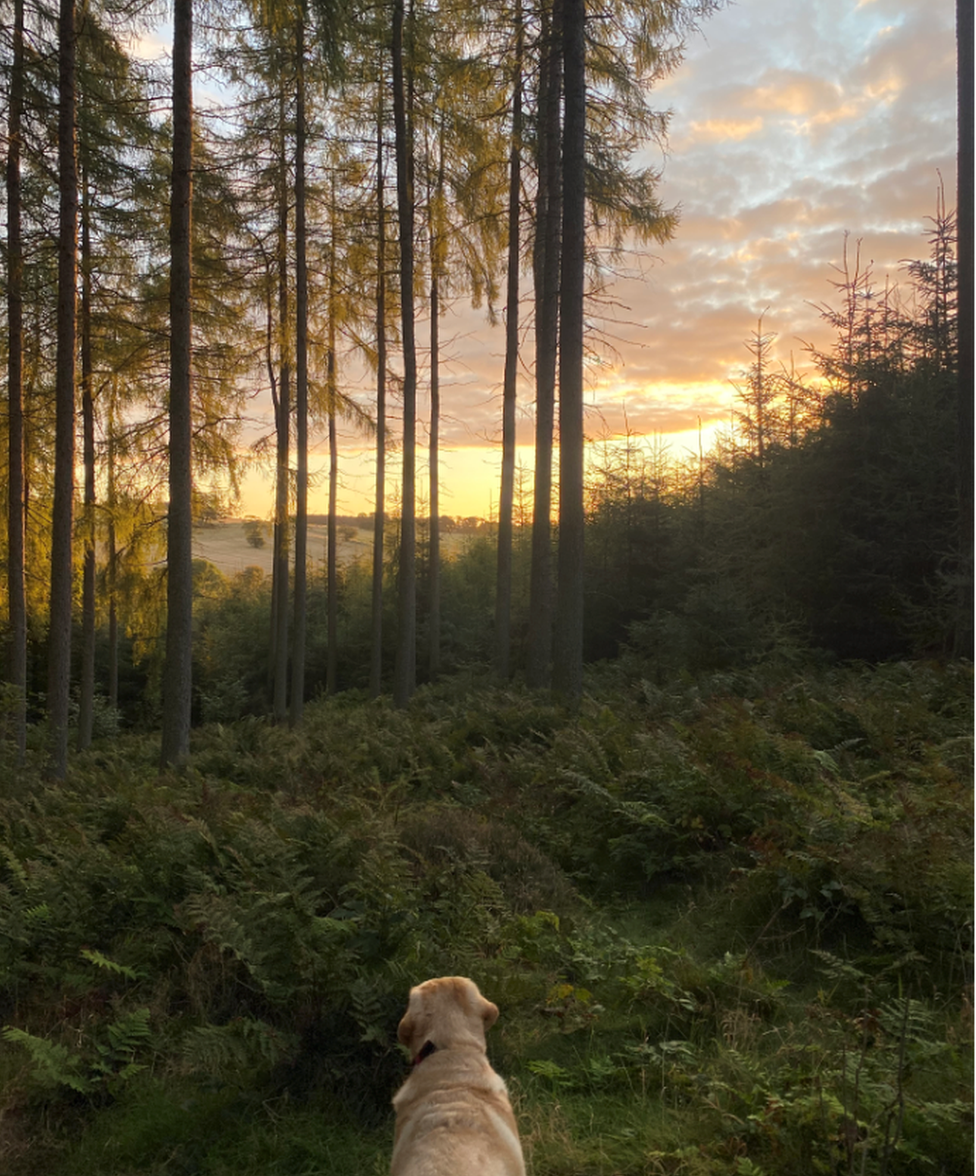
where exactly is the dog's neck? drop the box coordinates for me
[413,1040,438,1067]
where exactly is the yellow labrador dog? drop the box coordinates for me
[391,976,525,1176]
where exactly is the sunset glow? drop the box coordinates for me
[233,0,956,522]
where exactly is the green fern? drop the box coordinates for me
[80,947,142,982]
[2,1027,93,1094]
[178,1017,299,1082]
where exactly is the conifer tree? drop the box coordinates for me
[272,88,292,724]
[525,0,562,689]
[74,12,162,750]
[5,0,27,763]
[290,11,310,721]
[427,129,444,679]
[956,0,973,657]
[494,0,523,681]
[160,0,194,766]
[552,0,585,703]
[48,0,79,778]
[370,102,389,697]
[392,0,418,707]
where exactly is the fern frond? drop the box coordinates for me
[2,1027,93,1094]
[80,948,142,982]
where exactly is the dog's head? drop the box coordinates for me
[397,976,499,1061]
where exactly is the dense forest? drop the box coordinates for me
[0,0,971,753]
[0,0,733,768]
[0,0,972,1171]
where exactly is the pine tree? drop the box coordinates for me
[957,0,973,656]
[291,12,311,722]
[551,0,585,704]
[494,0,523,681]
[370,100,389,698]
[525,0,562,689]
[160,0,194,767]
[392,0,418,707]
[5,0,27,763]
[48,0,79,778]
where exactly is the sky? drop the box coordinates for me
[235,0,959,521]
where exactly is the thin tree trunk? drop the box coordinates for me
[552,0,585,704]
[495,0,523,681]
[370,104,387,698]
[6,0,27,763]
[48,0,79,778]
[291,16,309,722]
[428,139,443,679]
[107,403,119,712]
[956,0,973,657]
[272,97,291,724]
[392,0,417,708]
[160,0,194,767]
[526,0,562,689]
[325,187,339,696]
[327,405,338,695]
[78,164,96,751]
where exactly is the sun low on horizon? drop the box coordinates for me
[227,0,954,526]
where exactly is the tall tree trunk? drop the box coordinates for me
[325,190,339,697]
[526,0,562,689]
[428,136,444,680]
[272,98,291,724]
[956,0,973,657]
[370,105,388,698]
[160,0,194,767]
[327,405,339,695]
[48,0,79,778]
[78,164,96,751]
[6,0,27,763]
[107,402,119,713]
[291,16,309,723]
[494,0,523,681]
[392,0,418,707]
[552,0,585,704]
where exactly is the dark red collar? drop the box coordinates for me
[413,1040,438,1067]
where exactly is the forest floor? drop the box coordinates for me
[0,659,971,1175]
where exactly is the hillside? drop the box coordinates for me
[0,660,971,1176]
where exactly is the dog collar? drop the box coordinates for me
[413,1040,438,1066]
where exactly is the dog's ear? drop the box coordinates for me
[397,985,424,1047]
[397,1009,414,1047]
[480,994,499,1031]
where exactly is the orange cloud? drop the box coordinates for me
[686,116,764,144]
[749,70,843,117]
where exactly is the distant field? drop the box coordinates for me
[192,520,474,577]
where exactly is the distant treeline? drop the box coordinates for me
[245,514,494,532]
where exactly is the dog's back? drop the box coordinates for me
[391,977,526,1176]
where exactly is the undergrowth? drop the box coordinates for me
[0,660,970,1175]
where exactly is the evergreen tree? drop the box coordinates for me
[494,0,523,681]
[552,0,585,704]
[160,0,194,767]
[392,0,418,707]
[525,0,561,689]
[290,10,310,721]
[957,0,973,656]
[47,0,78,778]
[5,0,27,762]
[370,99,389,698]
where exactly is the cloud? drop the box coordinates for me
[318,0,957,518]
[686,115,765,144]
[749,70,836,116]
